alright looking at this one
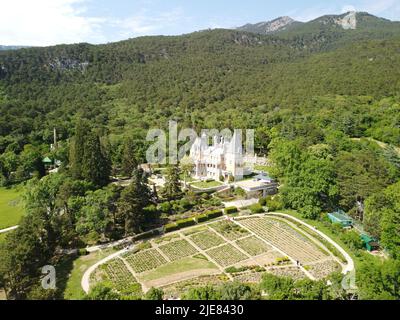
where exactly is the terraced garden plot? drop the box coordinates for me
[235,236,272,256]
[307,259,340,279]
[267,266,308,280]
[210,220,249,241]
[239,217,327,264]
[158,239,198,261]
[124,248,167,273]
[206,243,248,267]
[137,256,220,288]
[189,230,225,250]
[96,258,142,295]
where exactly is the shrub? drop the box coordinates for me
[134,230,156,241]
[164,222,179,233]
[249,203,264,214]
[195,214,209,223]
[266,195,283,212]
[206,209,223,219]
[225,266,242,273]
[78,248,89,256]
[258,197,267,206]
[234,187,246,197]
[176,218,196,228]
[225,206,238,215]
[158,201,172,214]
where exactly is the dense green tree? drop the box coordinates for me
[86,283,121,300]
[357,258,400,300]
[218,282,260,300]
[336,150,394,213]
[0,208,58,299]
[121,137,138,177]
[144,287,164,300]
[118,168,152,235]
[182,286,220,300]
[69,119,91,180]
[161,164,182,201]
[81,131,111,187]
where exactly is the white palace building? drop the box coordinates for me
[189,132,251,181]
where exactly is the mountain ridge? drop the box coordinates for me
[237,16,302,34]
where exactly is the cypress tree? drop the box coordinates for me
[121,137,138,177]
[161,164,182,200]
[118,168,152,235]
[81,132,111,187]
[69,119,91,180]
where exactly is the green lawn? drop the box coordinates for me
[60,248,117,300]
[0,187,25,230]
[138,256,218,282]
[254,165,273,173]
[191,180,223,189]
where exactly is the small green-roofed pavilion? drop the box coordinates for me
[327,210,353,227]
[42,157,52,164]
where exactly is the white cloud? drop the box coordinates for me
[113,7,187,39]
[0,0,106,46]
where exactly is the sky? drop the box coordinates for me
[1,0,400,46]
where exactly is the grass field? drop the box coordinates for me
[0,187,25,230]
[191,180,222,189]
[61,248,116,300]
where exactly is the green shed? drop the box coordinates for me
[361,234,380,252]
[42,157,52,164]
[327,210,353,227]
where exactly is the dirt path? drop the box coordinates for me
[0,225,18,234]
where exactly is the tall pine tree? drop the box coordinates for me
[81,132,111,187]
[118,168,152,235]
[121,137,138,177]
[69,119,91,180]
[161,164,182,200]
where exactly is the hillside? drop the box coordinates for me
[0,12,399,151]
[237,16,303,34]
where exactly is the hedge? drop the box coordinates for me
[206,209,223,219]
[176,218,196,228]
[164,222,180,233]
[134,229,160,241]
[195,214,208,223]
[224,206,238,215]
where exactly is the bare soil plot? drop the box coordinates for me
[251,251,285,266]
